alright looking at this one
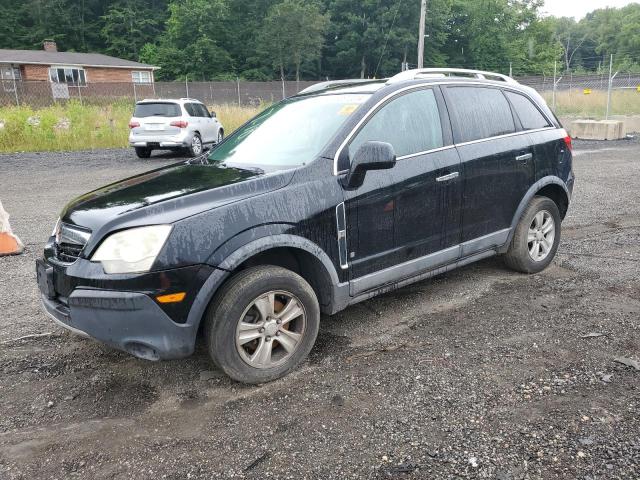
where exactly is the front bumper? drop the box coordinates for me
[36,253,222,361]
[40,289,196,360]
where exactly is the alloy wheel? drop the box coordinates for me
[191,135,202,155]
[527,210,555,262]
[235,291,306,369]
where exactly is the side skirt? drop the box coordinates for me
[346,249,496,309]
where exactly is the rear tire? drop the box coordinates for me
[204,266,320,384]
[135,147,151,159]
[188,133,203,156]
[217,129,224,144]
[504,196,561,274]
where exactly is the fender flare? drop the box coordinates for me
[502,176,569,251]
[217,234,341,285]
[185,233,342,333]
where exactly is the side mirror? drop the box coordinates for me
[210,110,217,118]
[343,141,396,188]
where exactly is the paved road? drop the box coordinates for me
[0,142,638,479]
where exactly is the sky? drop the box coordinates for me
[542,0,636,19]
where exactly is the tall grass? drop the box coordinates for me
[207,103,265,133]
[0,100,264,153]
[541,89,640,118]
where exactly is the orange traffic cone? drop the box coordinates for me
[0,201,24,256]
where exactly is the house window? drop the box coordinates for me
[0,65,21,81]
[0,65,21,93]
[49,67,87,86]
[132,71,152,84]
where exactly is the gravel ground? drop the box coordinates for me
[0,142,638,479]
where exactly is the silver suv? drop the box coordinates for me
[128,98,224,158]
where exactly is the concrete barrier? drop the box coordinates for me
[568,120,626,140]
[560,115,640,136]
[0,201,24,256]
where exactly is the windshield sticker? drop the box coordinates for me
[338,104,360,116]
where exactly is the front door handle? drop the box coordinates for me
[515,153,533,162]
[436,171,459,182]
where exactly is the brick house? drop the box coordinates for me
[0,40,158,104]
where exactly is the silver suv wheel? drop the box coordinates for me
[191,135,202,155]
[235,291,306,369]
[528,210,555,262]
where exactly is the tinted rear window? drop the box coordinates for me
[134,102,181,117]
[184,103,198,117]
[446,87,515,143]
[504,91,550,130]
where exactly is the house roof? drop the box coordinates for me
[0,49,158,70]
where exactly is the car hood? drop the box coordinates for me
[61,159,294,233]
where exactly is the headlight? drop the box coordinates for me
[91,225,172,274]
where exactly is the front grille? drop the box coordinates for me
[55,242,84,262]
[54,223,91,263]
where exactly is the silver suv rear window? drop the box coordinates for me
[134,102,181,117]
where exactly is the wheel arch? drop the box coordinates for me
[217,234,342,314]
[502,176,570,251]
[186,233,344,341]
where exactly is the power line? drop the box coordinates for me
[373,0,403,78]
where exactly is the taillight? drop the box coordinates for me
[563,135,573,152]
[170,120,188,128]
[128,121,140,129]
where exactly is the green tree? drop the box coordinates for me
[323,0,421,79]
[101,0,168,61]
[257,0,329,81]
[141,0,233,80]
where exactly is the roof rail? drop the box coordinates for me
[298,79,380,95]
[387,68,518,85]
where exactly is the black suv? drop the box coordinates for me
[37,69,574,384]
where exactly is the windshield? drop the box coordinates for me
[134,102,181,117]
[207,94,370,167]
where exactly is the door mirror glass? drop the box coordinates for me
[343,141,396,188]
[210,110,217,118]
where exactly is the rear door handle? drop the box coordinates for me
[515,153,533,162]
[436,172,459,182]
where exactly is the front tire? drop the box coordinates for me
[135,147,151,158]
[204,266,320,384]
[504,196,561,274]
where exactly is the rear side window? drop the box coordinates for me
[504,91,551,130]
[446,87,515,143]
[194,104,208,117]
[349,88,444,158]
[133,102,181,117]
[184,103,198,117]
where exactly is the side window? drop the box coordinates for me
[446,87,515,143]
[349,89,444,159]
[184,103,197,117]
[195,104,209,117]
[504,91,551,130]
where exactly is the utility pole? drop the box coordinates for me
[417,0,427,69]
[606,54,618,120]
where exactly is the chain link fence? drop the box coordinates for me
[0,80,317,108]
[1,75,639,118]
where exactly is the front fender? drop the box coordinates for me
[185,228,344,333]
[209,228,340,286]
